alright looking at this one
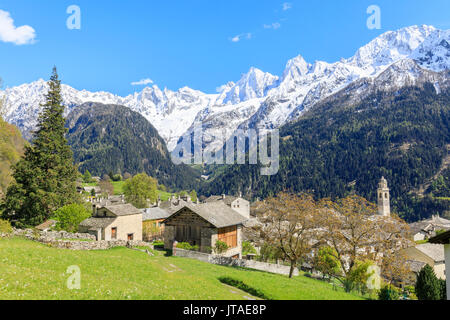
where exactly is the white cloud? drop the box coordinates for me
[282,2,292,11]
[131,78,154,86]
[263,22,281,30]
[230,33,252,43]
[0,10,36,45]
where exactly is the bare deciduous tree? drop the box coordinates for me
[252,192,319,278]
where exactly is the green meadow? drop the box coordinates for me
[0,237,364,300]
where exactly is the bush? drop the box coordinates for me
[378,285,400,300]
[439,278,447,300]
[52,204,91,233]
[0,219,13,234]
[111,174,122,182]
[415,264,441,300]
[214,240,229,254]
[176,242,199,251]
[242,241,257,256]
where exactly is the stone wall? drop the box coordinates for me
[4,228,152,251]
[174,248,298,277]
[41,239,153,251]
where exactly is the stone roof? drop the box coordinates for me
[165,202,248,228]
[407,260,426,273]
[409,215,450,235]
[35,220,57,231]
[159,199,190,214]
[79,217,116,229]
[142,207,171,221]
[416,243,445,263]
[204,195,239,206]
[104,203,142,216]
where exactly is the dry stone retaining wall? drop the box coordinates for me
[174,248,299,276]
[3,228,152,251]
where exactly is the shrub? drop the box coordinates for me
[53,204,91,233]
[415,264,441,300]
[214,240,229,254]
[176,242,199,251]
[439,278,447,300]
[314,246,341,281]
[152,240,164,247]
[242,241,257,256]
[111,174,122,182]
[0,219,13,235]
[378,285,400,300]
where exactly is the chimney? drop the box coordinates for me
[92,204,97,216]
[222,194,226,200]
[121,194,125,203]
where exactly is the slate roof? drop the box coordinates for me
[416,243,445,263]
[142,207,171,221]
[165,202,248,228]
[79,217,116,229]
[407,260,426,273]
[35,220,57,231]
[104,203,142,216]
[204,195,239,206]
[409,216,450,235]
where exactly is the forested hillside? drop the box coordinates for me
[0,117,26,196]
[66,102,201,191]
[201,83,450,222]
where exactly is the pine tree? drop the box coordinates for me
[1,67,80,227]
[415,264,441,300]
[82,170,92,183]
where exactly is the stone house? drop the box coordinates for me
[204,194,250,219]
[79,203,142,241]
[403,243,446,280]
[163,202,248,258]
[430,230,450,300]
[409,215,450,242]
[142,207,171,241]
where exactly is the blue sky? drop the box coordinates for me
[0,0,449,96]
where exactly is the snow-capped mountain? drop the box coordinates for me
[1,25,449,152]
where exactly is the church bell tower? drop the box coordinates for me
[377,177,390,217]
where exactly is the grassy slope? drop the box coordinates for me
[0,238,363,300]
[82,181,172,200]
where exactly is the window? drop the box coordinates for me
[127,233,134,241]
[111,227,117,239]
[218,226,237,248]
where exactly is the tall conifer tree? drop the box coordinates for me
[1,67,79,227]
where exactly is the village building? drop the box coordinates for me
[163,201,248,258]
[35,220,57,232]
[79,203,142,241]
[409,215,450,242]
[429,230,450,300]
[142,207,171,241]
[403,243,446,280]
[204,194,251,219]
[141,196,192,241]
